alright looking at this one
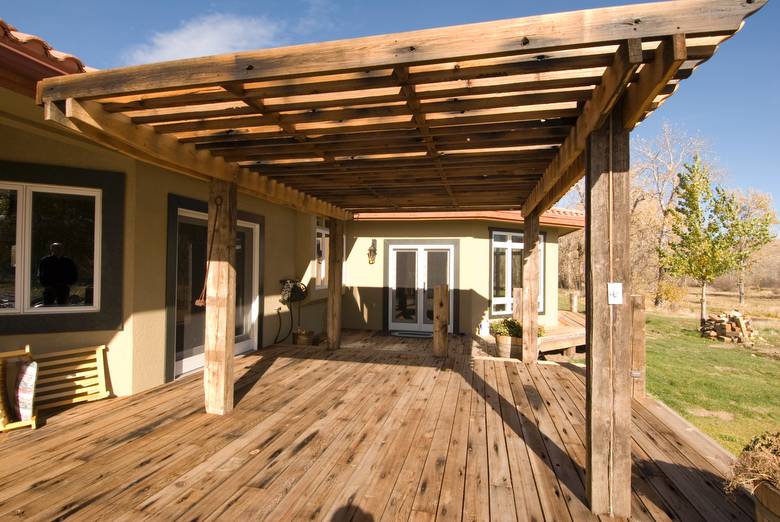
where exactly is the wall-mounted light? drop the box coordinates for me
[367,239,377,265]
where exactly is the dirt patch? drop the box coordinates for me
[688,407,735,421]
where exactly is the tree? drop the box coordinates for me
[633,123,709,305]
[728,190,777,304]
[659,157,739,324]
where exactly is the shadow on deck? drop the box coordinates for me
[0,331,753,521]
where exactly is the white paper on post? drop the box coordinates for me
[607,283,623,305]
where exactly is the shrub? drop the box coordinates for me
[656,281,686,305]
[489,318,545,338]
[726,431,780,493]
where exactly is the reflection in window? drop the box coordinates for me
[30,192,95,307]
[0,183,101,315]
[493,248,506,298]
[0,189,17,310]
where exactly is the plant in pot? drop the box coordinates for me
[280,279,312,345]
[727,431,780,522]
[489,318,544,359]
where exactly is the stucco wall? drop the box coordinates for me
[0,88,319,396]
[343,220,561,335]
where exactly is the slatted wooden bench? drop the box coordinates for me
[34,345,110,411]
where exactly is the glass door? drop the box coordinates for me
[389,244,454,333]
[174,209,260,376]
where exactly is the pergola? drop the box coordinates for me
[37,0,764,517]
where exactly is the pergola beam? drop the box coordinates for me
[43,98,350,220]
[522,39,643,216]
[37,0,763,102]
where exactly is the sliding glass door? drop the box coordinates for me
[174,209,260,376]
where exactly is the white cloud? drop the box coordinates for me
[124,13,286,65]
[295,0,336,34]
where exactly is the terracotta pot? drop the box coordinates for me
[755,482,780,522]
[292,331,314,346]
[494,335,522,359]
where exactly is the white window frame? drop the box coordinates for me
[0,181,102,315]
[490,230,544,316]
[314,225,330,290]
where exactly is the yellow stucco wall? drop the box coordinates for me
[0,88,315,396]
[343,220,561,334]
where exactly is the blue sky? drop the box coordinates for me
[3,1,778,214]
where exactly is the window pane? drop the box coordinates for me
[0,189,17,310]
[392,250,417,323]
[493,233,508,243]
[493,303,506,313]
[235,226,254,339]
[511,234,523,244]
[423,250,448,324]
[30,191,95,308]
[493,247,506,298]
[511,248,523,291]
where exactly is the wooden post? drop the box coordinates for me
[512,287,523,322]
[631,295,646,399]
[522,212,540,362]
[433,283,449,357]
[327,219,344,350]
[204,179,237,415]
[570,291,579,313]
[585,110,632,518]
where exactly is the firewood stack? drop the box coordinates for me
[700,311,754,346]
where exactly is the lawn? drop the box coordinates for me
[644,312,780,454]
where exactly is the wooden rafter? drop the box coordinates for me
[36,0,764,214]
[221,83,388,205]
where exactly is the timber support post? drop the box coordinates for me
[512,287,523,322]
[204,178,237,415]
[585,109,632,518]
[522,212,540,362]
[433,283,449,357]
[327,219,344,350]
[570,291,579,313]
[631,295,646,399]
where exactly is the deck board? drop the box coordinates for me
[0,332,752,521]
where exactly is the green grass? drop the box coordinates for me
[645,312,780,455]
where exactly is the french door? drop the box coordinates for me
[388,244,454,333]
[173,209,260,376]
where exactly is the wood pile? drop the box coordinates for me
[700,311,754,346]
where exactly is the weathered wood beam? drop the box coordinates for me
[204,179,237,415]
[523,39,642,216]
[38,0,764,101]
[622,34,687,129]
[432,284,449,357]
[585,110,632,517]
[521,212,540,362]
[43,98,350,220]
[222,84,386,203]
[327,219,345,350]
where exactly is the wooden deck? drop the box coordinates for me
[0,333,752,521]
[539,310,586,353]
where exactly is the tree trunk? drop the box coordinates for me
[737,271,746,306]
[653,265,665,307]
[700,282,707,326]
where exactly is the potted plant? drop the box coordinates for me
[279,279,312,345]
[489,318,544,358]
[727,431,780,522]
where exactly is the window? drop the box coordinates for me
[490,230,544,316]
[0,182,101,314]
[315,218,330,289]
